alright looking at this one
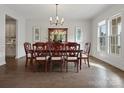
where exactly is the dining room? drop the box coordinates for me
[0,3,124,89]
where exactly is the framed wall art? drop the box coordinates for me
[75,26,82,42]
[33,27,40,42]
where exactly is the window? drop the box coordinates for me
[97,20,107,52]
[109,15,121,55]
[97,13,121,55]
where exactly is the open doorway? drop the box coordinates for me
[5,15,16,62]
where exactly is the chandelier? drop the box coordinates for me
[49,4,64,26]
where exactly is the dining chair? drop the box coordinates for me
[49,43,65,72]
[33,42,48,72]
[80,42,91,68]
[24,42,34,67]
[65,43,80,72]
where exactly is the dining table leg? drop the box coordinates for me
[80,51,82,70]
[30,52,33,65]
[30,51,35,72]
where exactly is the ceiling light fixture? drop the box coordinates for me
[49,4,64,26]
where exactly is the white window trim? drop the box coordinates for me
[97,20,107,53]
[108,13,122,56]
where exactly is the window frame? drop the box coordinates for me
[97,20,108,53]
[108,13,122,56]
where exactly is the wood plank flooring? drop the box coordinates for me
[0,57,124,88]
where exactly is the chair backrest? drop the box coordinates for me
[34,42,47,57]
[24,42,31,54]
[50,43,64,57]
[65,43,80,57]
[83,42,91,55]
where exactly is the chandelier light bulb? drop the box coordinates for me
[56,16,59,21]
[50,17,52,21]
[61,18,64,22]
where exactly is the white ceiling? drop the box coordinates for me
[4,4,111,20]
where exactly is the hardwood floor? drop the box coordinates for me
[0,57,124,88]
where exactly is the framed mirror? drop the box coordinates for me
[48,28,68,43]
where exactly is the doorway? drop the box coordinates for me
[5,15,16,62]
